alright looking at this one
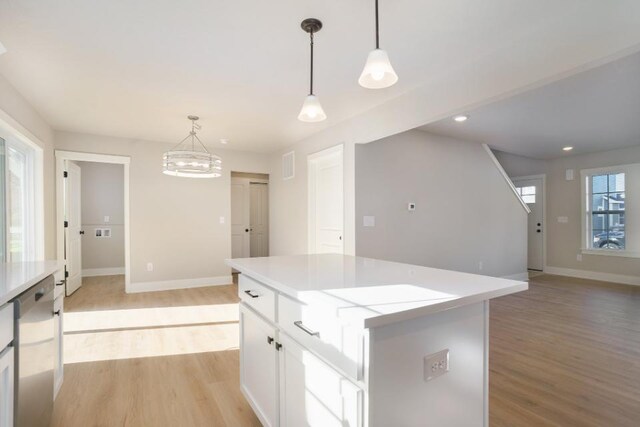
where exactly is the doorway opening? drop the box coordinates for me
[308,144,344,254]
[230,172,269,261]
[55,151,130,295]
[512,175,546,272]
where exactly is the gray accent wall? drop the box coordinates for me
[355,130,527,278]
[77,161,125,271]
[495,145,640,279]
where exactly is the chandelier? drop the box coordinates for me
[162,115,222,178]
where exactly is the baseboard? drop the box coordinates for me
[127,275,233,293]
[501,272,529,281]
[544,266,640,286]
[82,267,125,277]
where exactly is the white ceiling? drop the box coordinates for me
[421,51,640,159]
[1,1,640,152]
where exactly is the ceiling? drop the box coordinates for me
[0,1,640,152]
[422,51,640,159]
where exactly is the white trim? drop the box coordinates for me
[544,266,640,286]
[580,248,640,258]
[82,267,126,277]
[501,272,529,281]
[127,275,233,293]
[512,174,547,271]
[55,150,131,292]
[482,144,531,214]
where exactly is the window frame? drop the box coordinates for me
[581,164,639,258]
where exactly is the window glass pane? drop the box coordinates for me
[608,173,625,192]
[592,194,607,211]
[521,186,536,195]
[521,195,535,204]
[592,174,608,193]
[592,228,606,249]
[608,192,625,211]
[8,145,27,262]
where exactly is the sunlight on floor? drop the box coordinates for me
[64,303,240,364]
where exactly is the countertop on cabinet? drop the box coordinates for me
[226,254,527,328]
[0,261,62,305]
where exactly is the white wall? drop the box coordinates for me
[355,130,527,278]
[55,131,270,289]
[0,74,56,259]
[77,161,125,273]
[495,146,640,281]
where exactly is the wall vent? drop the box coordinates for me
[282,151,295,180]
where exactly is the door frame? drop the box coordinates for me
[512,174,546,272]
[55,150,131,291]
[307,144,344,254]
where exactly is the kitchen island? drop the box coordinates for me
[226,254,527,427]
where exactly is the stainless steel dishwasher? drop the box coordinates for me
[13,274,55,427]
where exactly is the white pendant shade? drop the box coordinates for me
[358,48,398,89]
[298,94,327,122]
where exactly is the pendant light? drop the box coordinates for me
[298,18,327,122]
[162,116,222,178]
[359,0,398,89]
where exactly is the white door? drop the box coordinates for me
[231,178,250,258]
[239,305,278,427]
[279,334,362,427]
[308,145,344,254]
[513,177,544,271]
[250,182,269,257]
[0,346,14,427]
[65,161,82,295]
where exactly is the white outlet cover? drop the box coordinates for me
[219,216,225,224]
[104,215,110,223]
[424,349,450,382]
[146,262,154,272]
[363,216,375,227]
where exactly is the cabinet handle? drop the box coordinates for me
[56,281,65,287]
[244,290,259,298]
[54,310,61,316]
[294,321,320,338]
[275,342,283,351]
[267,336,274,345]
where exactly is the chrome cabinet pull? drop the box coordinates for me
[244,290,259,298]
[294,320,320,338]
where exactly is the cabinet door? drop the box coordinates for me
[54,295,64,398]
[239,304,278,427]
[0,346,14,427]
[279,334,362,427]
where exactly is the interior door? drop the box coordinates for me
[513,177,544,271]
[0,346,14,427]
[308,145,344,254]
[239,305,278,427]
[231,177,250,258]
[250,182,269,257]
[65,161,82,295]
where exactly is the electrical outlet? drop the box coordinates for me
[424,349,449,382]
[577,254,582,262]
[146,262,154,272]
[219,216,225,224]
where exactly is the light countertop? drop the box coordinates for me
[226,254,528,328]
[0,261,62,306]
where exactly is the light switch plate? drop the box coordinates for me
[363,216,375,227]
[424,349,449,382]
[104,215,110,223]
[558,216,569,223]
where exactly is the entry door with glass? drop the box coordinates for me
[513,177,544,271]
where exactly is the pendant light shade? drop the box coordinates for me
[358,48,398,89]
[162,116,222,178]
[299,18,326,122]
[359,0,398,89]
[298,95,327,122]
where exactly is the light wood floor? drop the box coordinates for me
[51,274,640,426]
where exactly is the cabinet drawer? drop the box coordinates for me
[0,303,14,350]
[239,275,276,322]
[278,294,364,382]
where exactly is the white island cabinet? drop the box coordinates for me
[227,254,527,427]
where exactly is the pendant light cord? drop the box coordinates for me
[375,0,380,49]
[309,31,314,95]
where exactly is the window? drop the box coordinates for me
[1,135,38,262]
[582,165,638,257]
[515,185,536,204]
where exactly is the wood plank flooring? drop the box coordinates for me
[51,274,640,426]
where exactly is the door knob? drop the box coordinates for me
[537,230,541,233]
[537,223,541,226]
[245,228,249,232]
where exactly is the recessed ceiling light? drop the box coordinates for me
[453,115,468,122]
[220,139,228,144]
[563,146,573,151]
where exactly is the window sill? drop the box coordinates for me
[581,249,640,259]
